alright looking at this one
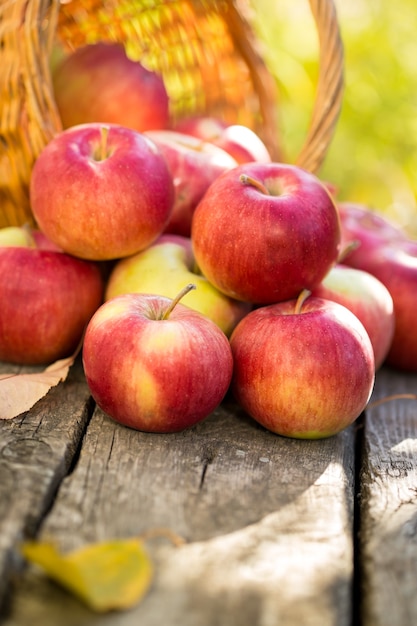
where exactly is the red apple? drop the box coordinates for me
[311,264,395,370]
[31,230,63,252]
[191,162,341,304]
[338,202,408,257]
[0,233,104,365]
[338,202,417,371]
[145,130,238,237]
[174,115,229,138]
[52,42,170,132]
[105,233,251,336]
[82,286,234,433]
[174,115,271,164]
[30,123,175,261]
[229,293,375,439]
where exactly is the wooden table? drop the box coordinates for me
[0,358,416,626]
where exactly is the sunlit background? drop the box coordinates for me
[252,0,417,237]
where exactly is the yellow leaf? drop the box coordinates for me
[21,538,154,612]
[0,353,75,420]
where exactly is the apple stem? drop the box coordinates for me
[294,289,312,314]
[239,174,271,195]
[338,239,361,263]
[161,283,196,320]
[99,125,110,161]
[367,393,417,410]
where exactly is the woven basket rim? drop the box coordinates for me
[0,0,344,228]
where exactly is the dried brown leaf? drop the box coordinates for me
[0,353,75,420]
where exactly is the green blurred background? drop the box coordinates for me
[253,0,417,237]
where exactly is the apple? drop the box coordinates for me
[174,115,228,136]
[144,130,238,237]
[311,264,395,370]
[105,234,251,336]
[30,123,175,261]
[191,162,341,304]
[174,115,272,164]
[52,42,170,132]
[338,202,408,256]
[0,226,34,248]
[82,285,234,433]
[0,225,65,252]
[0,232,104,365]
[31,229,63,252]
[338,202,417,371]
[229,292,375,439]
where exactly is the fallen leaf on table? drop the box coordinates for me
[0,353,75,420]
[21,538,154,612]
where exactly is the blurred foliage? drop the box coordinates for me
[252,0,417,237]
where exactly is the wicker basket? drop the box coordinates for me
[0,0,344,229]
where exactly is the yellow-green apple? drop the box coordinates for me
[0,225,64,252]
[191,162,341,304]
[82,286,234,433]
[0,232,104,365]
[0,226,34,248]
[229,292,375,439]
[30,123,175,261]
[311,264,395,370]
[174,115,272,164]
[145,130,238,237]
[105,234,251,336]
[338,201,417,371]
[52,42,170,132]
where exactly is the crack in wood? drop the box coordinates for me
[65,395,96,478]
[199,461,209,490]
[198,449,216,490]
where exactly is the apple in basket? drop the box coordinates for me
[82,285,234,433]
[311,264,395,370]
[0,226,104,365]
[174,115,272,164]
[229,291,375,439]
[30,123,175,261]
[338,201,417,371]
[52,42,170,132]
[145,130,238,237]
[191,162,341,304]
[105,233,251,337]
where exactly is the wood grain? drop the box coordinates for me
[0,359,93,607]
[2,396,356,626]
[360,367,417,626]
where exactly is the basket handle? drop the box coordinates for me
[225,0,344,173]
[295,0,345,173]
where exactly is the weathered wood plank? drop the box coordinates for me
[2,396,357,626]
[360,367,417,626]
[0,359,93,608]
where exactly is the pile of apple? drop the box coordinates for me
[1,42,416,439]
